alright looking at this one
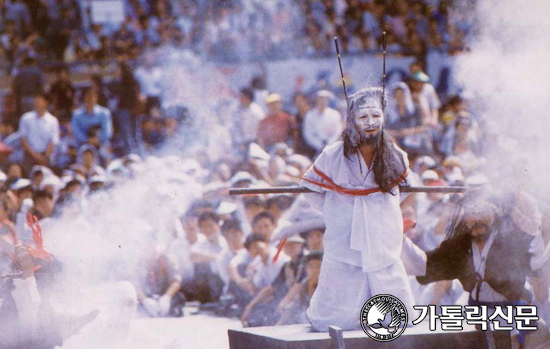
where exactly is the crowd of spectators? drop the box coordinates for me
[0,49,498,334]
[0,0,473,68]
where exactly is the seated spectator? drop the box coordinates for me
[189,212,227,303]
[28,190,54,221]
[137,250,183,317]
[217,219,245,287]
[275,250,323,325]
[245,232,289,293]
[18,92,59,174]
[265,194,294,223]
[257,94,296,153]
[241,234,304,327]
[439,111,480,158]
[76,144,100,177]
[251,211,277,242]
[302,90,342,156]
[440,95,466,130]
[301,227,324,252]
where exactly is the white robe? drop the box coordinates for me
[300,141,417,331]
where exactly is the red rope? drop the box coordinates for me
[302,166,407,196]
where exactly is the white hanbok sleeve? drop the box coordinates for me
[401,236,427,276]
[300,148,331,211]
[394,145,416,203]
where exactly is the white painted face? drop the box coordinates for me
[353,104,385,140]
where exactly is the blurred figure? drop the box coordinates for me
[134,53,162,114]
[276,251,323,325]
[231,88,265,150]
[387,82,433,157]
[302,90,342,157]
[48,66,75,124]
[257,94,296,153]
[408,67,441,125]
[292,92,315,158]
[116,61,141,155]
[11,56,44,117]
[241,235,304,327]
[190,212,227,303]
[71,87,113,164]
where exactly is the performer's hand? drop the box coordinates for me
[14,245,35,278]
[241,307,251,327]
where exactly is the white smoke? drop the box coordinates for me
[33,48,240,348]
[454,0,550,195]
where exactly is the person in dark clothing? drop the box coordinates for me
[293,92,316,158]
[11,56,44,117]
[416,191,547,349]
[116,61,142,155]
[48,66,75,123]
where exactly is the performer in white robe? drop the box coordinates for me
[300,86,418,331]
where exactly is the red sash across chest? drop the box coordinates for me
[302,166,408,196]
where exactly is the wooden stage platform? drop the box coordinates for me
[228,322,510,349]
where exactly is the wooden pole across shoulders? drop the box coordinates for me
[229,186,466,196]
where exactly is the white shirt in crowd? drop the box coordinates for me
[231,102,265,146]
[191,235,228,275]
[250,247,290,290]
[18,111,60,153]
[302,107,343,153]
[134,66,163,98]
[217,247,242,285]
[421,83,441,113]
[168,233,206,283]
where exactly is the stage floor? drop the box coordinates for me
[228,322,511,349]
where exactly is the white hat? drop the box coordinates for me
[421,170,439,181]
[265,93,282,104]
[88,175,107,185]
[0,171,7,182]
[216,201,237,215]
[248,142,271,161]
[10,178,32,191]
[417,156,437,168]
[286,235,306,244]
[40,175,62,190]
[316,90,335,99]
[229,171,256,186]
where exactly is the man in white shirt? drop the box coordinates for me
[134,53,163,111]
[231,88,265,149]
[19,93,60,173]
[302,90,343,156]
[244,233,290,292]
[190,212,227,303]
[300,87,416,331]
